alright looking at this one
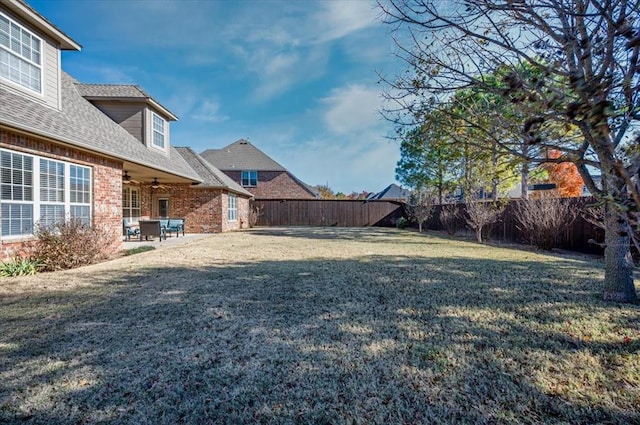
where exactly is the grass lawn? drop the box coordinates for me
[0,227,638,424]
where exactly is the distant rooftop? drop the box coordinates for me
[200,139,287,171]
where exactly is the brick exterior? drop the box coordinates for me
[1,129,123,259]
[136,185,251,233]
[223,170,315,199]
[1,130,253,260]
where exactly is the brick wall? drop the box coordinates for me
[141,185,224,233]
[1,129,123,259]
[220,192,251,232]
[133,184,251,233]
[223,170,315,199]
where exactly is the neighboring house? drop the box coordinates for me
[0,0,251,258]
[200,139,319,199]
[369,184,411,203]
[174,147,253,232]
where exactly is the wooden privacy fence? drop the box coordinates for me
[254,197,606,255]
[425,197,605,255]
[254,199,405,227]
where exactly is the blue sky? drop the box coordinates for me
[28,0,402,194]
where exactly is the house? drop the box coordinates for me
[369,184,411,203]
[0,0,252,258]
[200,139,319,199]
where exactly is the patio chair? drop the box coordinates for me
[167,218,185,237]
[139,220,166,241]
[123,218,139,240]
[159,218,184,238]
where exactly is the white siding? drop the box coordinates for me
[0,7,61,110]
[42,38,60,109]
[92,101,145,143]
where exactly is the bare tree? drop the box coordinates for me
[408,188,437,232]
[379,0,639,303]
[249,204,264,228]
[439,204,460,235]
[464,197,506,243]
[514,195,580,250]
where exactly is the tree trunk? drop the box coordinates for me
[521,159,529,200]
[418,222,423,232]
[603,209,638,303]
[476,226,483,243]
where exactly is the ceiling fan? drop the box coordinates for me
[151,177,167,189]
[122,171,140,184]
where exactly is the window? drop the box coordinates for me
[158,198,169,218]
[0,149,92,238]
[152,113,165,149]
[1,150,33,236]
[228,194,237,222]
[39,159,65,227]
[122,187,140,222]
[241,170,257,187]
[0,12,42,93]
[70,165,91,225]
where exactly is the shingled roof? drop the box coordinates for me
[0,72,200,182]
[200,139,287,171]
[174,147,253,197]
[370,184,411,202]
[75,83,177,120]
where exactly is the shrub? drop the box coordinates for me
[32,219,111,271]
[408,189,437,232]
[514,196,579,250]
[464,200,506,243]
[249,205,264,228]
[0,256,43,277]
[439,205,459,235]
[396,217,409,229]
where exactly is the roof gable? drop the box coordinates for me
[1,0,81,50]
[174,147,253,197]
[76,83,177,121]
[373,184,411,201]
[200,139,286,171]
[0,71,200,181]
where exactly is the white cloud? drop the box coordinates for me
[67,63,139,84]
[322,84,384,134]
[278,133,399,193]
[248,47,329,102]
[311,1,380,43]
[192,100,230,123]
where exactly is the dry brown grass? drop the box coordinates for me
[0,227,638,424]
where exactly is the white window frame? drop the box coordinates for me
[151,112,166,150]
[122,186,141,223]
[228,193,237,222]
[1,149,92,239]
[39,158,65,228]
[0,12,43,95]
[241,170,257,187]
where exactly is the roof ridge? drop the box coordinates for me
[175,147,252,196]
[76,82,150,97]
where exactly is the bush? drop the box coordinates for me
[408,189,437,232]
[396,217,409,229]
[0,256,43,277]
[514,197,579,250]
[439,205,459,235]
[33,219,111,271]
[464,200,506,243]
[249,205,263,228]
